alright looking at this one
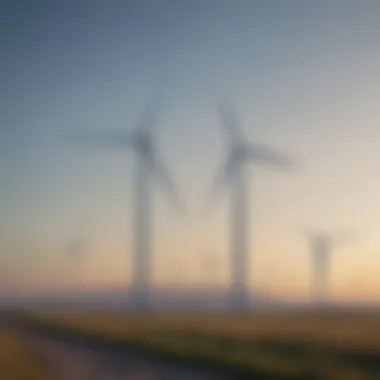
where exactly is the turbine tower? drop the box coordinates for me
[303,228,352,306]
[65,236,86,289]
[203,251,219,288]
[206,97,296,312]
[66,83,181,311]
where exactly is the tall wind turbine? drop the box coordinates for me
[303,228,352,306]
[65,84,181,311]
[206,98,296,312]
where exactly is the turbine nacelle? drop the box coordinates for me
[132,130,154,155]
[309,228,353,243]
[65,91,182,213]
[228,141,296,171]
[301,227,355,258]
[205,97,297,212]
[64,128,154,156]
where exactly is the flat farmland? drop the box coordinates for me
[23,309,380,379]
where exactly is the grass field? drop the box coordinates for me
[0,327,51,380]
[29,310,380,379]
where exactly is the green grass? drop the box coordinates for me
[0,327,51,380]
[24,310,380,379]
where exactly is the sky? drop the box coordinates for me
[1,0,380,301]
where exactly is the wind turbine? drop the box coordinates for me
[206,97,296,312]
[65,83,181,311]
[203,251,219,288]
[303,227,353,306]
[65,236,86,289]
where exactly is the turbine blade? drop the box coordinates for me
[136,71,172,133]
[135,95,162,134]
[332,229,356,245]
[216,97,243,142]
[204,155,237,212]
[246,143,296,170]
[145,150,182,212]
[63,129,133,150]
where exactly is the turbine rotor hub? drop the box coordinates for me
[313,234,331,255]
[230,144,248,165]
[133,131,153,154]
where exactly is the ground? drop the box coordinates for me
[18,309,380,379]
[0,327,52,380]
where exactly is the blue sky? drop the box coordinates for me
[1,0,380,301]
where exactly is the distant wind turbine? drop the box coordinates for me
[203,251,219,287]
[65,80,181,311]
[65,236,86,288]
[303,227,353,306]
[206,97,296,312]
